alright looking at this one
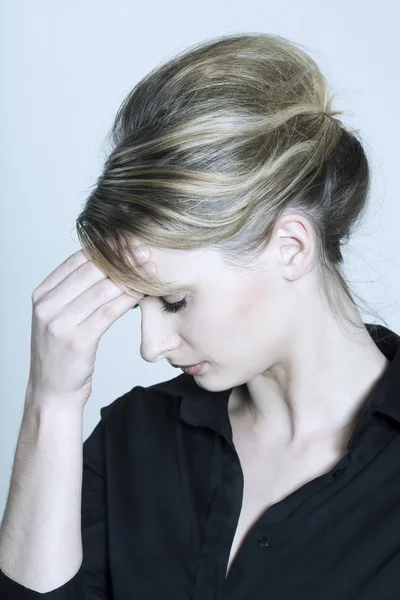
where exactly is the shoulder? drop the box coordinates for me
[99,372,192,430]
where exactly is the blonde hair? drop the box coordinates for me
[76,32,384,328]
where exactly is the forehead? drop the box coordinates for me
[133,244,219,296]
[134,243,219,271]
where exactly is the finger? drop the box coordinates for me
[33,246,152,305]
[48,277,138,329]
[33,250,90,303]
[77,290,143,342]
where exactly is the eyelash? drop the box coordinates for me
[132,296,188,314]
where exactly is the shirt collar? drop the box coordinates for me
[178,323,400,443]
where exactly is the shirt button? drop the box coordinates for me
[257,536,269,547]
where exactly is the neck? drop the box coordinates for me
[229,314,390,446]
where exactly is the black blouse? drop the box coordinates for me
[1,322,400,599]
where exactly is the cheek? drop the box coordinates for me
[230,286,265,320]
[182,298,228,339]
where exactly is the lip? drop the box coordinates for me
[171,362,202,368]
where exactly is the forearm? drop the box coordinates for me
[0,393,84,593]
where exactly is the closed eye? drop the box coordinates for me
[132,296,188,314]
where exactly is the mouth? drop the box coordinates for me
[172,362,202,368]
[175,362,207,375]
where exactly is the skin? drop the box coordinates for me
[132,212,390,448]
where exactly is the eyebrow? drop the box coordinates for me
[142,284,196,298]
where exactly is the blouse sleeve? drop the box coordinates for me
[0,412,112,598]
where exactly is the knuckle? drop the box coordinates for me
[47,318,64,337]
[31,288,41,304]
[99,303,115,320]
[67,251,87,270]
[92,280,112,302]
[33,300,50,321]
[79,258,104,278]
[75,261,93,279]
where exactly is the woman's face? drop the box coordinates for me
[131,234,301,394]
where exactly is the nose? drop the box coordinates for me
[139,307,180,363]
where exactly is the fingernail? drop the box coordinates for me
[135,246,150,260]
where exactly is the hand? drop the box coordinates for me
[26,247,154,410]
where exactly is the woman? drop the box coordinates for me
[1,32,399,599]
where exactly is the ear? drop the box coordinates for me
[275,213,315,281]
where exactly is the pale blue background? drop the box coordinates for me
[1,0,399,517]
